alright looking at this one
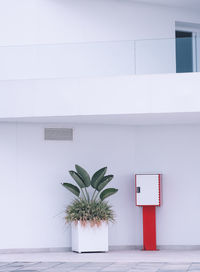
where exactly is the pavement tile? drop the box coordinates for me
[128,270,159,272]
[0,262,198,272]
[14,270,39,272]
[159,270,187,272]
[82,265,111,269]
[72,270,102,272]
[56,262,86,268]
[82,262,113,266]
[0,263,26,272]
[190,264,200,269]
[20,262,61,270]
[128,270,158,272]
[47,268,70,271]
[161,264,190,269]
[0,263,10,267]
[101,267,130,272]
[128,268,159,271]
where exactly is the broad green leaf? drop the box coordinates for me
[100,188,118,201]
[91,167,107,189]
[62,183,80,197]
[69,171,85,188]
[75,165,90,187]
[97,175,114,192]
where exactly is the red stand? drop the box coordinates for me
[143,206,157,250]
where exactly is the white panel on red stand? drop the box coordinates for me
[135,174,160,206]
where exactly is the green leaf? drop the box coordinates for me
[69,171,85,188]
[91,167,107,189]
[62,183,80,197]
[75,165,90,187]
[97,175,114,192]
[100,188,118,201]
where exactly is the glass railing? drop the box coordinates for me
[0,37,199,80]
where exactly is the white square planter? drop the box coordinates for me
[71,221,108,253]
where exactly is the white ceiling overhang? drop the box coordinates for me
[132,0,200,11]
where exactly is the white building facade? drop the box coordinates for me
[1,0,200,251]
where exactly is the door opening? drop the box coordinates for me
[175,30,197,73]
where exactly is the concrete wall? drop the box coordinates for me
[1,73,200,119]
[1,0,200,45]
[135,125,200,246]
[0,123,138,249]
[1,122,200,250]
[0,0,200,79]
[0,0,200,121]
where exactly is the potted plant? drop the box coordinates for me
[62,165,118,253]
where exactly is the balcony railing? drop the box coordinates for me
[0,37,199,80]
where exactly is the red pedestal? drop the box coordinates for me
[143,206,157,250]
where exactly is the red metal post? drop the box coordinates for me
[142,206,157,250]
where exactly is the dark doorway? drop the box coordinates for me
[176,30,194,73]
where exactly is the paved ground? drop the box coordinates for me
[1,251,200,271]
[1,262,200,272]
[1,250,200,263]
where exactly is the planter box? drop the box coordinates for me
[71,221,108,253]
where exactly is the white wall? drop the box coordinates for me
[0,123,139,249]
[1,122,200,249]
[134,125,200,245]
[1,73,200,119]
[1,0,200,45]
[0,0,200,79]
[0,1,200,120]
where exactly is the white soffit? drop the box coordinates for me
[132,0,200,11]
[2,112,200,126]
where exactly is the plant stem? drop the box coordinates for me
[94,191,100,201]
[85,188,90,203]
[80,188,87,201]
[91,189,97,201]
